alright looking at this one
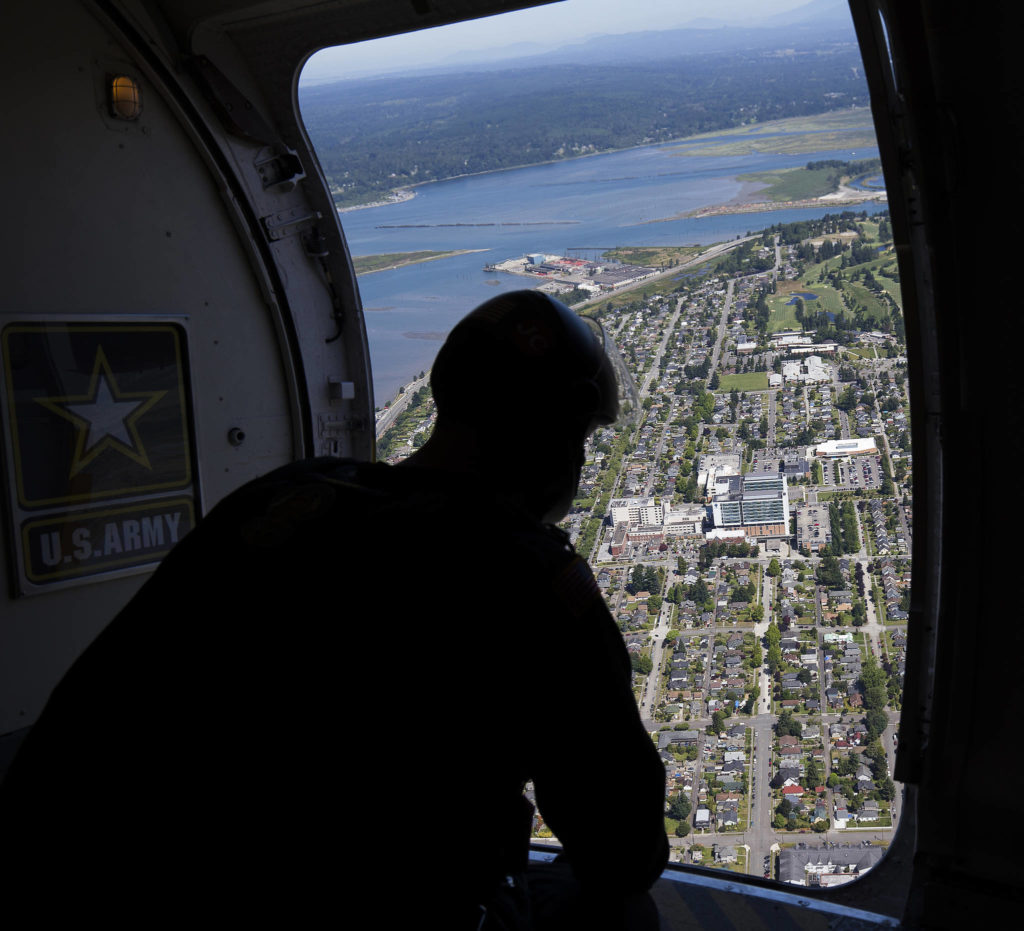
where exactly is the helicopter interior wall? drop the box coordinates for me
[0,0,298,732]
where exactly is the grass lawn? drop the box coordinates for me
[736,167,839,202]
[603,245,705,267]
[845,345,877,359]
[845,282,890,325]
[674,108,875,143]
[874,584,890,624]
[718,372,769,391]
[766,283,847,333]
[670,125,878,158]
[875,272,903,304]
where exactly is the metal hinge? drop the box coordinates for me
[261,206,321,241]
[255,146,305,193]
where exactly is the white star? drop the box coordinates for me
[65,372,147,454]
[35,346,166,476]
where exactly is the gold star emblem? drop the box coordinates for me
[36,346,166,477]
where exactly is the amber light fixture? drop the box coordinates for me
[108,74,142,121]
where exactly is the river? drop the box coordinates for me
[338,138,884,404]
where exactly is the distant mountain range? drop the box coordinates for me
[302,0,856,84]
[301,29,870,208]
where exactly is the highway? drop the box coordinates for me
[375,373,429,439]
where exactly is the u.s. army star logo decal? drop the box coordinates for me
[35,346,166,476]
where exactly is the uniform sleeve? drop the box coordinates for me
[527,553,668,894]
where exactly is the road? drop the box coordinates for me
[374,374,429,439]
[707,278,734,382]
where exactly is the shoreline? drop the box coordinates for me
[649,191,887,223]
[355,248,489,276]
[338,189,417,213]
[331,107,877,214]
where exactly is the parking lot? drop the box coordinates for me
[836,455,883,490]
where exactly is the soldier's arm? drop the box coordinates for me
[528,555,668,894]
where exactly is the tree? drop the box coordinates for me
[865,707,888,743]
[817,553,843,588]
[668,792,692,822]
[711,709,727,734]
[859,654,887,693]
[766,557,781,577]
[775,710,802,738]
[864,685,887,711]
[805,759,823,788]
[837,755,860,778]
[630,653,653,675]
[689,578,709,604]
[627,564,661,596]
[864,740,888,776]
[647,595,663,616]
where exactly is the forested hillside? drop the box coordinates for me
[300,43,870,207]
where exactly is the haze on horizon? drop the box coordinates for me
[301,0,832,84]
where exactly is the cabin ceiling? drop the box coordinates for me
[153,0,562,56]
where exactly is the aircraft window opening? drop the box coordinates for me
[297,0,911,900]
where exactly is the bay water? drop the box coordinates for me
[339,138,884,404]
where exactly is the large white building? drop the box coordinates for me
[709,473,790,538]
[772,331,815,350]
[663,505,706,536]
[697,453,741,496]
[607,498,705,554]
[782,355,831,384]
[814,438,878,458]
[609,496,664,527]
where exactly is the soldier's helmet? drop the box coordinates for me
[430,290,637,436]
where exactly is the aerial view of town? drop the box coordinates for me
[374,210,910,888]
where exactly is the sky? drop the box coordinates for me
[301,0,820,84]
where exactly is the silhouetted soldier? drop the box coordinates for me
[1,290,667,927]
